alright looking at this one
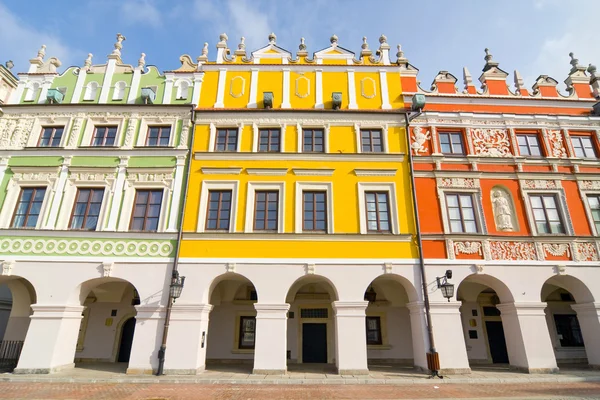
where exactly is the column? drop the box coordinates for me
[253,303,289,374]
[406,301,429,371]
[496,302,558,373]
[429,302,471,374]
[571,302,600,368]
[126,305,165,375]
[332,301,369,375]
[164,304,212,374]
[14,305,84,374]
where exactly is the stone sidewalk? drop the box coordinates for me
[2,363,600,385]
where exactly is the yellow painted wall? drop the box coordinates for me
[355,72,382,109]
[289,71,316,109]
[224,71,251,108]
[322,72,348,110]
[199,71,219,108]
[257,71,283,108]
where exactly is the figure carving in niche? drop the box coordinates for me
[491,188,514,231]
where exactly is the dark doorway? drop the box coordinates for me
[485,320,509,364]
[117,318,136,363]
[302,323,327,363]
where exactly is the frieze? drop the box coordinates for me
[523,180,559,190]
[438,177,477,189]
[470,128,512,157]
[127,172,173,183]
[488,241,537,261]
[544,129,568,158]
[453,241,482,256]
[12,172,59,183]
[573,242,599,262]
[578,181,600,191]
[542,243,570,257]
[69,172,116,182]
[0,237,174,257]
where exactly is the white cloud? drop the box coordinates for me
[0,3,79,73]
[121,0,162,27]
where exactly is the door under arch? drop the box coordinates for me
[117,318,136,363]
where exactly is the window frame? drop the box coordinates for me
[521,183,572,237]
[302,128,325,153]
[37,126,65,148]
[438,131,465,155]
[583,193,600,236]
[136,117,178,147]
[570,135,597,159]
[297,124,329,154]
[444,192,480,234]
[355,124,388,154]
[553,314,584,348]
[10,187,47,229]
[364,191,392,233]
[145,125,172,147]
[214,127,239,152]
[205,189,233,231]
[528,193,566,235]
[69,187,105,231]
[252,190,279,232]
[209,124,243,152]
[302,190,328,233]
[257,128,281,152]
[360,129,385,153]
[91,125,119,147]
[517,133,543,157]
[197,181,239,233]
[366,316,383,345]
[357,183,399,234]
[237,316,256,350]
[129,189,164,232]
[245,182,285,233]
[295,182,334,234]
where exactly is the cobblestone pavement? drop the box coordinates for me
[0,381,599,399]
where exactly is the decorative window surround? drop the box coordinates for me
[55,168,117,231]
[246,168,288,176]
[136,116,179,147]
[357,182,400,234]
[26,116,73,148]
[354,123,389,153]
[436,177,487,235]
[296,123,330,153]
[23,81,41,102]
[197,181,239,233]
[519,179,573,236]
[80,115,125,147]
[201,167,243,175]
[112,81,127,101]
[208,123,243,152]
[292,168,334,176]
[244,182,285,233]
[252,123,286,152]
[354,169,397,177]
[117,168,174,232]
[0,167,59,229]
[295,182,334,234]
[576,180,600,236]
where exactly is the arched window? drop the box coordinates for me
[112,81,126,101]
[175,80,190,100]
[83,82,99,101]
[24,82,40,102]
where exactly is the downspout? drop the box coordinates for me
[156,104,196,376]
[403,111,440,378]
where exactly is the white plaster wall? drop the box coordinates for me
[206,303,255,361]
[367,307,413,361]
[545,302,588,362]
[460,302,488,361]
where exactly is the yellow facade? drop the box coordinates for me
[181,34,415,259]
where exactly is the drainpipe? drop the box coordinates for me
[156,104,197,376]
[403,111,441,378]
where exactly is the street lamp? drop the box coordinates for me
[436,270,454,302]
[170,270,185,302]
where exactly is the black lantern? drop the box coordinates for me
[364,286,377,302]
[170,271,186,302]
[436,270,454,302]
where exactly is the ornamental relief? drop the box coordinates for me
[491,186,516,232]
[573,242,599,262]
[453,241,482,255]
[11,171,59,184]
[0,237,174,257]
[544,129,567,158]
[410,126,431,155]
[523,180,559,190]
[360,77,377,99]
[10,118,35,149]
[488,241,537,261]
[542,243,570,257]
[295,75,310,98]
[438,177,478,189]
[67,116,85,148]
[470,128,512,157]
[69,171,116,183]
[578,181,600,191]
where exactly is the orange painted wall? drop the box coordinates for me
[422,240,446,259]
[416,178,444,234]
[563,180,593,236]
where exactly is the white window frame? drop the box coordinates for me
[521,184,573,236]
[174,78,192,100]
[112,81,127,101]
[208,123,243,153]
[81,116,125,147]
[55,169,117,231]
[354,123,389,154]
[437,184,487,235]
[26,116,73,148]
[295,182,334,234]
[197,180,239,233]
[245,182,285,233]
[570,135,597,159]
[357,182,399,234]
[252,123,286,153]
[117,169,174,232]
[136,117,179,147]
[297,124,330,153]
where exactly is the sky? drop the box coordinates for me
[0,0,597,95]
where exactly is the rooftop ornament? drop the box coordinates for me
[5,60,14,70]
[330,34,338,45]
[138,53,146,69]
[482,47,499,71]
[268,32,277,45]
[111,33,126,57]
[83,53,93,70]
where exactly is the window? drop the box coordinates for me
[530,194,564,234]
[361,129,383,153]
[92,126,117,146]
[146,126,171,147]
[215,128,238,152]
[553,314,584,347]
[303,129,324,153]
[587,195,600,234]
[206,190,232,230]
[70,188,104,230]
[11,187,46,228]
[571,136,596,158]
[365,191,391,233]
[253,191,278,231]
[258,128,280,152]
[366,317,382,345]
[446,193,478,233]
[130,189,163,232]
[303,191,327,232]
[112,81,126,101]
[38,127,64,147]
[439,132,465,155]
[517,134,542,157]
[239,316,256,349]
[83,82,98,101]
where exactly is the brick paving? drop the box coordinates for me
[0,381,599,399]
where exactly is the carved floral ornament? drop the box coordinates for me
[578,181,600,191]
[543,243,570,257]
[470,128,512,157]
[544,129,568,158]
[573,242,599,262]
[437,177,478,189]
[488,241,537,261]
[523,180,559,190]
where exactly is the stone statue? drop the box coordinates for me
[492,189,514,231]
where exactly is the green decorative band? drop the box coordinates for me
[0,237,174,257]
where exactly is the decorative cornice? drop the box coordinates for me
[246,168,288,176]
[353,168,397,177]
[200,167,242,175]
[291,168,335,176]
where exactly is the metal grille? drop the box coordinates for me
[0,341,24,372]
[300,308,328,319]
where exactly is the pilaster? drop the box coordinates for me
[571,302,600,368]
[247,68,259,108]
[98,58,117,104]
[214,68,226,108]
[43,156,72,229]
[428,301,471,374]
[126,305,165,375]
[105,156,129,231]
[252,303,289,374]
[281,68,291,109]
[315,69,324,109]
[332,301,369,375]
[347,69,358,109]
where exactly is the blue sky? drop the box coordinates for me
[0,0,597,94]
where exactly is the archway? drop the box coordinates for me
[285,275,338,371]
[0,277,36,372]
[73,278,140,372]
[541,275,596,368]
[205,273,258,372]
[457,275,514,368]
